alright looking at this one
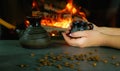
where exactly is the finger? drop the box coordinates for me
[70,30,90,37]
[62,32,71,42]
[62,32,77,46]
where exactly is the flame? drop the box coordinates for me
[41,17,72,28]
[57,0,77,14]
[24,20,30,28]
[41,0,87,28]
[32,0,40,11]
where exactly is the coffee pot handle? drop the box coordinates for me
[88,23,94,30]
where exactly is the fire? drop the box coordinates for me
[41,17,72,28]
[32,0,39,10]
[56,0,77,14]
[24,20,30,28]
[36,0,87,29]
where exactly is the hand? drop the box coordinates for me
[62,30,106,48]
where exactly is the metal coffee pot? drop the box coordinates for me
[17,16,51,48]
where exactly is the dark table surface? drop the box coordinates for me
[0,40,120,71]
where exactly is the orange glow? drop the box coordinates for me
[41,0,87,29]
[72,7,77,14]
[51,33,55,36]
[25,20,30,28]
[32,0,39,11]
[32,1,35,7]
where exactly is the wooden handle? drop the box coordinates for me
[0,18,16,30]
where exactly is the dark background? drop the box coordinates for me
[0,0,32,39]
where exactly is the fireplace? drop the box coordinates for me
[26,0,89,38]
